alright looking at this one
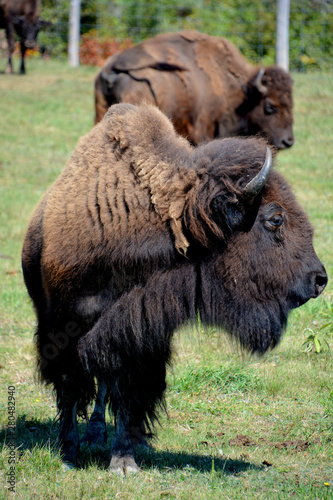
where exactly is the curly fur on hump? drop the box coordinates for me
[103,103,198,254]
[38,102,199,290]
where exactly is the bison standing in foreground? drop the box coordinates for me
[22,103,327,473]
[94,31,294,149]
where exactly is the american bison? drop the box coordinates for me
[22,103,327,473]
[0,0,49,74]
[94,31,294,149]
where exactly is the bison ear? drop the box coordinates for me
[38,19,52,28]
[211,193,249,234]
[12,15,25,26]
[211,190,260,236]
[211,147,273,234]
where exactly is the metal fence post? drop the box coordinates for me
[68,0,81,67]
[276,0,290,71]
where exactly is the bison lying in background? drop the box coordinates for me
[0,0,49,74]
[94,31,294,149]
[22,103,327,473]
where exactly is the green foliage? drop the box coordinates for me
[302,301,333,354]
[289,0,333,71]
[35,0,333,70]
[302,329,330,354]
[124,0,161,39]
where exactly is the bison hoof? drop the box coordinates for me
[109,455,140,475]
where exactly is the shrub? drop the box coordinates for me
[79,31,133,66]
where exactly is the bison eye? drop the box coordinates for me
[264,100,276,115]
[265,213,284,230]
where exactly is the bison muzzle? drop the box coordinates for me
[22,103,327,473]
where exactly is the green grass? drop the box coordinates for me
[0,58,332,499]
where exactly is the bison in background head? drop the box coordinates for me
[22,103,326,473]
[94,31,294,149]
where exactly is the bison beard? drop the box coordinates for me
[22,103,327,473]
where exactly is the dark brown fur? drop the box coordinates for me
[22,103,326,473]
[94,31,294,149]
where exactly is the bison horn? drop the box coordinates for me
[253,67,268,95]
[243,147,272,199]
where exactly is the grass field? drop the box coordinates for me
[0,58,332,499]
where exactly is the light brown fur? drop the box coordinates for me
[40,103,197,287]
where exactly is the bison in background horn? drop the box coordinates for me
[22,103,327,473]
[94,31,294,149]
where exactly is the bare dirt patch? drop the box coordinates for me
[228,434,317,452]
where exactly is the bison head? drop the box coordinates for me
[13,15,50,49]
[184,137,326,352]
[239,67,294,150]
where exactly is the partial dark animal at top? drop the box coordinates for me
[0,0,50,74]
[22,103,326,474]
[94,31,294,149]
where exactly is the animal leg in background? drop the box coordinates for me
[19,40,26,74]
[56,375,80,466]
[81,381,108,445]
[81,380,149,451]
[5,19,15,74]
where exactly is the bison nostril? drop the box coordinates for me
[282,137,294,148]
[314,273,328,296]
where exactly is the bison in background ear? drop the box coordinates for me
[94,30,294,149]
[22,103,326,474]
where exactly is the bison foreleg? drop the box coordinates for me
[81,380,107,445]
[78,274,195,471]
[109,412,141,474]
